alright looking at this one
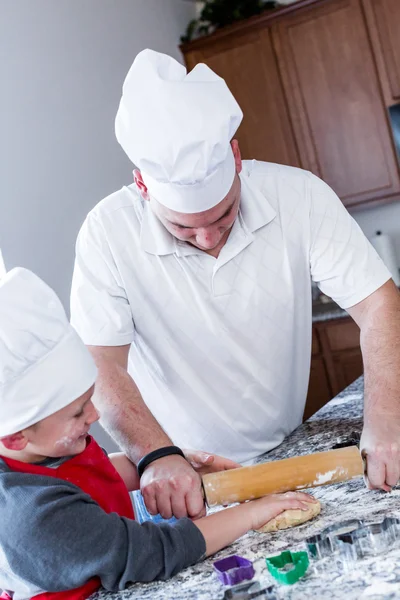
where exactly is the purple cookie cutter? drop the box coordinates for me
[213,555,255,586]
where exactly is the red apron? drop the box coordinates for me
[0,436,135,600]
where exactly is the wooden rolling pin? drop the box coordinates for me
[202,446,364,507]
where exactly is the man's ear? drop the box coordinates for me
[133,169,150,201]
[231,139,242,175]
[0,431,28,451]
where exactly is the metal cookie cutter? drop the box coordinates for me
[266,550,309,585]
[305,516,400,571]
[305,519,363,571]
[356,517,400,557]
[223,580,278,599]
[325,519,363,560]
[214,555,255,586]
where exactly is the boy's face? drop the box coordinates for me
[0,386,99,461]
[31,386,99,458]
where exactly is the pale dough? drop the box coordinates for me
[256,498,321,533]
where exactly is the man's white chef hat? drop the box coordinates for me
[115,49,243,214]
[0,268,97,437]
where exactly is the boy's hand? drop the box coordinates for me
[183,449,240,475]
[249,491,318,531]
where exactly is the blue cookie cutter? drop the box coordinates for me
[132,490,178,525]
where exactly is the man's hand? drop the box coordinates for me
[360,415,400,492]
[140,451,240,519]
[140,454,205,520]
[183,449,240,475]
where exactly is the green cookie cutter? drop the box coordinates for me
[265,550,309,585]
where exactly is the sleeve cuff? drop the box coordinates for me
[337,271,392,309]
[77,331,135,347]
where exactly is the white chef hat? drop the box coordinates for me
[0,268,97,437]
[115,49,243,214]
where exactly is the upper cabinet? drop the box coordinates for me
[181,0,400,211]
[271,0,400,208]
[363,0,400,103]
[184,29,300,168]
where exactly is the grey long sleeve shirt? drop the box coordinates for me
[0,455,206,599]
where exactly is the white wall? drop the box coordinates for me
[353,202,400,272]
[0,0,195,452]
[0,0,195,303]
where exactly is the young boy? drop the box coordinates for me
[0,268,315,600]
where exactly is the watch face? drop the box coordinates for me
[389,104,400,163]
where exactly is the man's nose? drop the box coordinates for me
[196,227,221,248]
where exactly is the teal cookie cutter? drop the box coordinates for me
[266,550,309,585]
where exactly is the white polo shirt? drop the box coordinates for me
[71,161,390,462]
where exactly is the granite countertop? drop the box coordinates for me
[312,300,348,323]
[91,377,400,600]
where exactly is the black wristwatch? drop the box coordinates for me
[137,445,186,478]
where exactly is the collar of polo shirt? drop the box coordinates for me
[140,171,277,257]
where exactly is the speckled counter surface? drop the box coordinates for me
[312,301,348,322]
[90,377,400,600]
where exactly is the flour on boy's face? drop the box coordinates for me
[0,386,99,462]
[32,385,99,458]
[1,386,101,462]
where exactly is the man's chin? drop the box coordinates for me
[189,239,222,251]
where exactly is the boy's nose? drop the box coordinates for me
[87,402,100,425]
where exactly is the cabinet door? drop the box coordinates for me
[272,0,400,208]
[304,357,332,421]
[332,349,364,390]
[363,0,400,101]
[183,28,300,167]
[325,319,360,352]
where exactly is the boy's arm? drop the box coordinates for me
[1,470,316,593]
[109,452,140,491]
[2,471,205,592]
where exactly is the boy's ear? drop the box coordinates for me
[0,431,28,451]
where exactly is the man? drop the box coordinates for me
[71,49,400,520]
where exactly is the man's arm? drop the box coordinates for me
[347,280,400,491]
[88,345,205,519]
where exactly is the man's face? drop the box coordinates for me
[135,139,243,255]
[151,173,241,253]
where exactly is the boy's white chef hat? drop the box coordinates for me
[0,268,97,437]
[115,49,243,214]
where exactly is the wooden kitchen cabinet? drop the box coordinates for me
[184,28,300,168]
[181,0,400,211]
[324,319,360,352]
[363,0,400,102]
[304,356,332,420]
[304,316,363,419]
[332,349,364,391]
[271,0,400,208]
